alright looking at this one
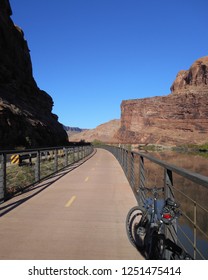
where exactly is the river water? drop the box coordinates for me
[134,149,208,259]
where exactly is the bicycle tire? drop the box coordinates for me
[126,206,149,251]
[148,232,165,260]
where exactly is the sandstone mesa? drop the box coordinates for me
[70,56,208,146]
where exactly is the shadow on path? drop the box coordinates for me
[0,150,96,217]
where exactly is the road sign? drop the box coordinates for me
[10,154,19,164]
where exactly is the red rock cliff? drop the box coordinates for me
[117,56,208,145]
[170,56,208,94]
[0,0,67,148]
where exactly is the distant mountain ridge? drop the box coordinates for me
[63,125,88,137]
[63,125,86,132]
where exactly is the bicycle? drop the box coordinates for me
[126,186,193,260]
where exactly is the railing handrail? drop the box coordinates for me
[99,144,208,260]
[131,150,208,189]
[0,144,92,155]
[0,144,94,203]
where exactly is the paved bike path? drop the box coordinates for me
[0,149,143,260]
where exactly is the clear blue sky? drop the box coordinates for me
[10,0,208,129]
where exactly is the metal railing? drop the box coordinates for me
[0,145,93,202]
[100,145,208,260]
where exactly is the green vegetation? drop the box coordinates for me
[137,143,208,160]
[193,143,208,152]
[137,142,208,154]
[124,144,132,151]
[92,139,106,146]
[138,144,172,151]
[6,153,75,197]
[173,143,208,153]
[139,144,158,151]
[7,164,35,196]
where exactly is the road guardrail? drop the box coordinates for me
[0,145,93,202]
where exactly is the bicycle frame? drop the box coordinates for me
[126,186,192,259]
[142,186,164,230]
[141,187,165,258]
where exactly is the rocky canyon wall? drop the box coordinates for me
[117,56,208,145]
[0,0,67,148]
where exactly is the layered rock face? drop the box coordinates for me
[117,56,208,145]
[170,56,208,94]
[0,0,67,148]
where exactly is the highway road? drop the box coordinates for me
[0,148,143,260]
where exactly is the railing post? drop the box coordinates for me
[69,147,75,163]
[0,153,7,202]
[121,148,123,166]
[123,148,126,171]
[164,168,177,259]
[164,168,174,200]
[54,149,58,172]
[35,150,41,182]
[194,201,197,260]
[139,155,145,189]
[124,150,128,176]
[64,147,68,167]
[77,147,79,161]
[76,147,78,161]
[130,152,135,190]
[139,155,145,206]
[80,147,82,159]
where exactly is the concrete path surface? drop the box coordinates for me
[0,148,143,260]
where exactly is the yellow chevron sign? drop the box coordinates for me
[11,154,19,164]
[58,150,64,157]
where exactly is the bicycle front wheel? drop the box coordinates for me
[126,206,148,251]
[148,233,165,260]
